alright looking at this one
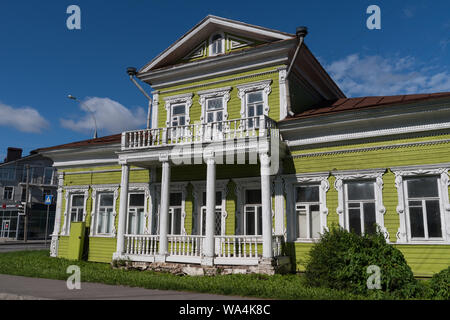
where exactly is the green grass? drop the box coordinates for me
[0,250,367,300]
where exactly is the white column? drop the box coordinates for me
[159,159,171,257]
[114,164,129,258]
[274,176,285,235]
[203,155,216,265]
[260,153,273,258]
[50,172,64,257]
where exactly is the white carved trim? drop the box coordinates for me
[183,41,207,60]
[197,86,231,123]
[151,92,159,129]
[392,166,450,243]
[90,185,119,237]
[333,169,389,239]
[278,67,288,120]
[237,80,272,118]
[164,93,193,127]
[226,34,254,50]
[61,186,89,236]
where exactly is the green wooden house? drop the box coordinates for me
[37,16,450,277]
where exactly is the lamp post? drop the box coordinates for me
[67,95,98,139]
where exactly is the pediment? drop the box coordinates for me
[139,15,294,73]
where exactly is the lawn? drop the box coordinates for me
[0,250,367,300]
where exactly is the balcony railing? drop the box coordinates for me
[125,234,159,256]
[122,115,277,151]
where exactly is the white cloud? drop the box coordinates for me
[0,102,49,133]
[325,54,450,97]
[60,97,147,135]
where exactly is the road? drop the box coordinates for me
[0,274,251,300]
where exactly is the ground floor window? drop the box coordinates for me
[169,192,182,235]
[344,181,377,236]
[96,193,115,235]
[198,191,223,236]
[127,193,145,235]
[295,185,321,239]
[244,189,262,236]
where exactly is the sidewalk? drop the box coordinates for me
[0,274,250,300]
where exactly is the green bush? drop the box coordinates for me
[304,226,419,298]
[427,267,450,300]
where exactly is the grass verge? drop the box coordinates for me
[0,250,367,300]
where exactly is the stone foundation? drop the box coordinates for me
[113,256,292,276]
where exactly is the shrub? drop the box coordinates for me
[304,226,419,298]
[427,267,450,300]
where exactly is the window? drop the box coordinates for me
[43,167,54,185]
[171,104,186,127]
[198,191,222,236]
[246,91,264,128]
[210,34,224,55]
[96,193,115,235]
[295,186,321,239]
[21,187,27,202]
[127,193,145,235]
[405,176,443,240]
[169,192,183,235]
[344,181,377,236]
[70,195,85,223]
[244,189,262,236]
[3,187,13,200]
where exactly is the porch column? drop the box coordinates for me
[159,157,171,257]
[115,163,129,258]
[260,153,273,258]
[50,172,64,257]
[203,154,216,265]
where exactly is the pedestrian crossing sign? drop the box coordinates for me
[44,195,53,205]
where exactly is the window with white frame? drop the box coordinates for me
[127,193,145,235]
[96,193,115,235]
[246,91,264,128]
[70,195,85,224]
[344,181,377,236]
[209,33,224,56]
[171,104,186,127]
[198,191,223,236]
[244,189,262,236]
[3,187,13,200]
[164,93,193,128]
[295,185,321,239]
[237,80,271,128]
[405,176,443,240]
[169,192,183,235]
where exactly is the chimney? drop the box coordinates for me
[4,147,22,163]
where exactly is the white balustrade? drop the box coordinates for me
[122,116,277,150]
[124,234,159,256]
[168,235,204,257]
[215,235,262,259]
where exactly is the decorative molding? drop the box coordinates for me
[90,185,119,237]
[278,67,288,120]
[61,186,89,236]
[392,166,450,243]
[164,93,194,127]
[237,80,272,119]
[226,34,254,50]
[197,86,231,123]
[182,41,207,60]
[151,92,159,129]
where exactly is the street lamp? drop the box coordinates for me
[67,95,98,139]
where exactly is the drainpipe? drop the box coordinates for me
[127,67,153,129]
[285,26,308,117]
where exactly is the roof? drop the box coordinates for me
[283,92,450,121]
[34,134,121,153]
[139,15,295,73]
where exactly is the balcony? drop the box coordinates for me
[121,115,277,151]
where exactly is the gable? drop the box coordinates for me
[139,15,294,73]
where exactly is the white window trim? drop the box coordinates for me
[237,80,272,119]
[61,186,89,236]
[208,32,225,57]
[191,180,229,235]
[90,184,119,238]
[284,173,330,243]
[154,182,188,235]
[392,165,450,244]
[126,183,151,235]
[197,86,231,124]
[164,93,193,127]
[334,169,389,240]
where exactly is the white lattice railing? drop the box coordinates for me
[215,235,262,259]
[125,234,159,256]
[122,115,277,150]
[168,235,205,257]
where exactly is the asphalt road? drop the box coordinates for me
[0,274,251,300]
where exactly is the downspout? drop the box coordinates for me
[127,67,153,129]
[285,26,308,117]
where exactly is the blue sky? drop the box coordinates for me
[0,0,449,159]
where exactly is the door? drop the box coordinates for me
[1,220,11,238]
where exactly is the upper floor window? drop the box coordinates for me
[3,187,13,200]
[246,91,264,128]
[237,80,272,125]
[296,185,321,240]
[171,104,186,127]
[405,176,443,240]
[164,93,193,128]
[209,33,224,56]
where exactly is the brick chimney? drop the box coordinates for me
[4,147,22,163]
